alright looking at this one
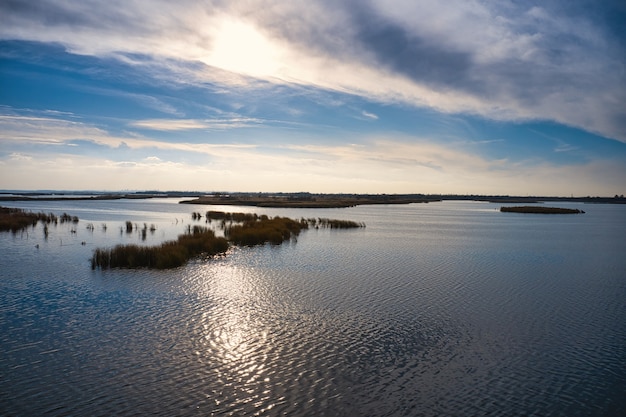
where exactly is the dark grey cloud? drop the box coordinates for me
[350,7,474,91]
[0,0,120,29]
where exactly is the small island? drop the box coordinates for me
[500,206,584,214]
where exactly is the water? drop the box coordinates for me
[1,199,625,416]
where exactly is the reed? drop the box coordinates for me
[206,210,259,223]
[225,216,308,246]
[91,212,365,269]
[60,213,79,223]
[91,226,229,270]
[1,207,64,233]
[312,218,365,229]
[500,206,584,214]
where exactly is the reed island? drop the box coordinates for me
[91,211,364,270]
[500,206,585,214]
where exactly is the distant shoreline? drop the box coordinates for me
[179,195,438,208]
[1,192,625,206]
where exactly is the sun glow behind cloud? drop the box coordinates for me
[204,17,288,79]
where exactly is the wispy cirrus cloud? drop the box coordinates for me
[0,114,107,144]
[1,108,624,195]
[129,117,263,131]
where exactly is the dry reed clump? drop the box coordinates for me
[225,216,308,246]
[92,212,366,270]
[0,207,78,233]
[91,226,229,270]
[309,218,365,229]
[206,211,260,223]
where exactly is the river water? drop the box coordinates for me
[1,199,625,416]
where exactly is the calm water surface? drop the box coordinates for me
[1,199,625,416]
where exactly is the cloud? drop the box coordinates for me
[1,0,624,142]
[1,109,624,195]
[0,114,108,144]
[130,119,212,131]
[9,152,32,161]
[129,118,263,131]
[361,111,378,120]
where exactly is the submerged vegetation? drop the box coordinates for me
[93,211,365,270]
[500,206,585,214]
[0,206,78,233]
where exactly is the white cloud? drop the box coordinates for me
[1,115,624,195]
[361,111,378,120]
[0,114,107,144]
[129,118,263,131]
[9,152,33,161]
[130,119,211,131]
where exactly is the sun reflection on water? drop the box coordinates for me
[191,261,278,414]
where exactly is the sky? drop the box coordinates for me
[1,0,625,196]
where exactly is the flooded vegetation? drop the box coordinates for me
[501,206,584,214]
[203,211,365,229]
[225,216,308,246]
[91,226,229,270]
[91,211,365,269]
[0,206,78,233]
[309,218,365,229]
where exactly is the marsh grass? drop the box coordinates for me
[225,216,308,246]
[0,207,77,233]
[91,226,229,270]
[500,206,584,214]
[206,211,260,223]
[310,218,365,229]
[92,212,366,269]
[60,213,79,223]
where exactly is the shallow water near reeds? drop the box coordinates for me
[1,199,625,416]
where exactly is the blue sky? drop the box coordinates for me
[1,0,625,195]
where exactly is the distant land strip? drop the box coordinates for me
[1,192,625,205]
[500,206,584,214]
[179,195,438,208]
